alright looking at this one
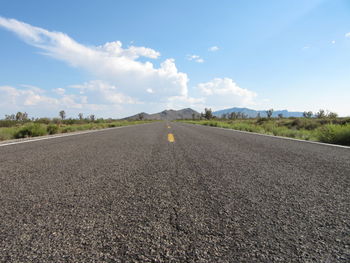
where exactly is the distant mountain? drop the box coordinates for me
[123,108,200,121]
[213,107,304,118]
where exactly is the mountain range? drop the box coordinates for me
[123,108,200,121]
[213,107,304,118]
[123,107,304,120]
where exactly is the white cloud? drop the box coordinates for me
[97,41,160,59]
[0,17,191,103]
[0,17,260,117]
[208,46,219,52]
[70,80,137,105]
[331,40,336,44]
[0,85,79,110]
[187,54,204,63]
[196,78,257,109]
[0,81,139,117]
[345,32,350,38]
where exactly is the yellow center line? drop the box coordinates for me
[168,133,175,143]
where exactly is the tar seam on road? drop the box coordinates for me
[186,123,350,149]
[0,122,155,148]
[168,133,175,142]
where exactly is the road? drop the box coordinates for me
[0,122,349,262]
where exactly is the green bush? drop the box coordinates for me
[46,124,59,135]
[14,123,47,138]
[317,124,350,146]
[0,127,16,141]
[60,126,77,133]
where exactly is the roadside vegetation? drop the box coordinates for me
[180,108,350,146]
[0,110,154,141]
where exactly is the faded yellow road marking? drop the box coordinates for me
[168,133,175,142]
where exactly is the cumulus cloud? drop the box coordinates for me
[208,46,219,52]
[0,81,139,117]
[187,54,204,63]
[0,85,80,110]
[70,80,138,105]
[0,17,190,102]
[97,41,160,59]
[0,17,259,117]
[196,78,257,109]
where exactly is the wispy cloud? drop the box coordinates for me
[331,40,336,44]
[186,54,204,63]
[346,32,350,38]
[208,46,219,52]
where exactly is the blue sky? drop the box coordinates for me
[1,0,350,118]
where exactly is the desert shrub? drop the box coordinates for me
[256,118,268,125]
[290,118,302,128]
[52,118,61,124]
[0,127,16,140]
[35,118,51,124]
[225,122,261,133]
[14,123,47,138]
[302,120,320,130]
[60,126,77,133]
[287,119,320,130]
[318,119,331,125]
[0,120,17,128]
[317,124,350,146]
[47,124,59,135]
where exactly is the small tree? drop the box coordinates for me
[266,109,274,118]
[256,113,261,119]
[59,110,66,120]
[138,113,144,120]
[204,108,213,120]
[22,112,28,121]
[315,109,325,118]
[5,114,15,120]
[303,111,313,118]
[278,113,283,119]
[89,114,96,122]
[241,113,248,119]
[192,113,196,120]
[327,112,338,119]
[78,113,84,120]
[15,112,23,121]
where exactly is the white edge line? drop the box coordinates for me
[0,122,154,147]
[184,123,350,149]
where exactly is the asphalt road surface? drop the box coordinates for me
[0,122,349,262]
